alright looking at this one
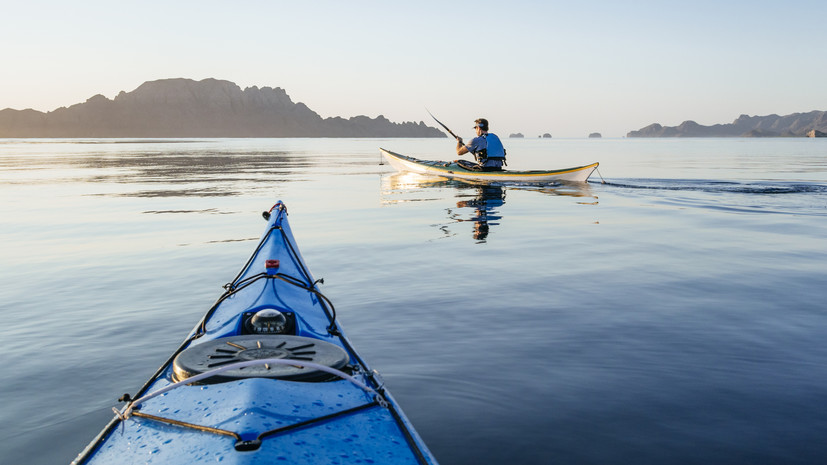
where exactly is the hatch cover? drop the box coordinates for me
[173,335,349,383]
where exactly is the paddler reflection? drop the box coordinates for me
[453,184,505,242]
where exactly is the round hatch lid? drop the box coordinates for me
[173,334,349,383]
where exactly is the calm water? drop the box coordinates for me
[1,138,826,464]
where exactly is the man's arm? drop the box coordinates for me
[456,139,469,155]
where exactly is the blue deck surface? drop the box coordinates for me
[75,203,437,465]
[88,379,422,464]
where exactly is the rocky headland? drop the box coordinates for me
[628,111,827,137]
[0,78,444,138]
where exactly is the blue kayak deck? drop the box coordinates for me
[74,203,437,465]
[88,379,423,464]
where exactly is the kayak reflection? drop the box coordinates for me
[380,172,597,242]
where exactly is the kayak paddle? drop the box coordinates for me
[426,108,463,145]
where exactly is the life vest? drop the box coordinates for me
[473,133,506,165]
[482,133,506,159]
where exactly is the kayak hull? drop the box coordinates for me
[380,148,598,182]
[73,202,437,465]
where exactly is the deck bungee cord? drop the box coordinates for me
[123,358,379,414]
[126,399,386,453]
[111,358,387,452]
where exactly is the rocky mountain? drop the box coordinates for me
[0,78,444,138]
[627,111,827,137]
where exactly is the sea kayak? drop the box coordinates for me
[381,148,599,183]
[73,202,438,465]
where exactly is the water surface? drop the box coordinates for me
[1,137,826,464]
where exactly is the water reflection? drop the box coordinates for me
[381,172,598,242]
[451,185,505,242]
[1,145,308,197]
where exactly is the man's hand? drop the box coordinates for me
[456,138,468,156]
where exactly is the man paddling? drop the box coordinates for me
[456,118,506,171]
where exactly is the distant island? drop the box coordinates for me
[588,132,602,138]
[509,133,524,138]
[628,111,827,137]
[0,78,444,138]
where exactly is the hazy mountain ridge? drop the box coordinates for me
[0,78,444,138]
[628,111,827,137]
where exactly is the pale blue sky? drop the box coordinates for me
[2,0,825,137]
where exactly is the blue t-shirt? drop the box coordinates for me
[466,133,504,168]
